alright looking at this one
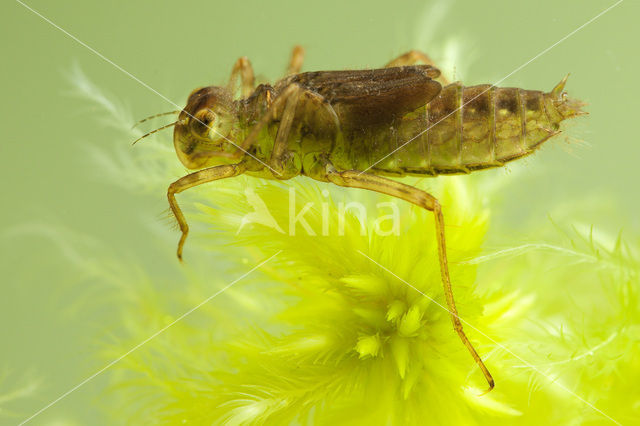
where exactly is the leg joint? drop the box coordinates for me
[168,181,179,195]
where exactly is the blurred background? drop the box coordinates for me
[0,0,637,424]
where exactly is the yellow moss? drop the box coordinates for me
[355,334,382,359]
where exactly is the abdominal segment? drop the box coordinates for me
[355,83,558,176]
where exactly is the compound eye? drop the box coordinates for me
[192,109,217,135]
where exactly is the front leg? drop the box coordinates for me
[226,83,338,176]
[168,162,247,260]
[385,50,450,85]
[269,84,302,178]
[322,160,494,392]
[219,83,304,167]
[205,84,301,166]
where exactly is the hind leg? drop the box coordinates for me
[321,160,494,392]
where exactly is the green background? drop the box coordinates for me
[1,0,637,424]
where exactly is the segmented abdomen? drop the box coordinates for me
[368,83,559,175]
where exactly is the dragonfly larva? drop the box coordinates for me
[136,46,586,392]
